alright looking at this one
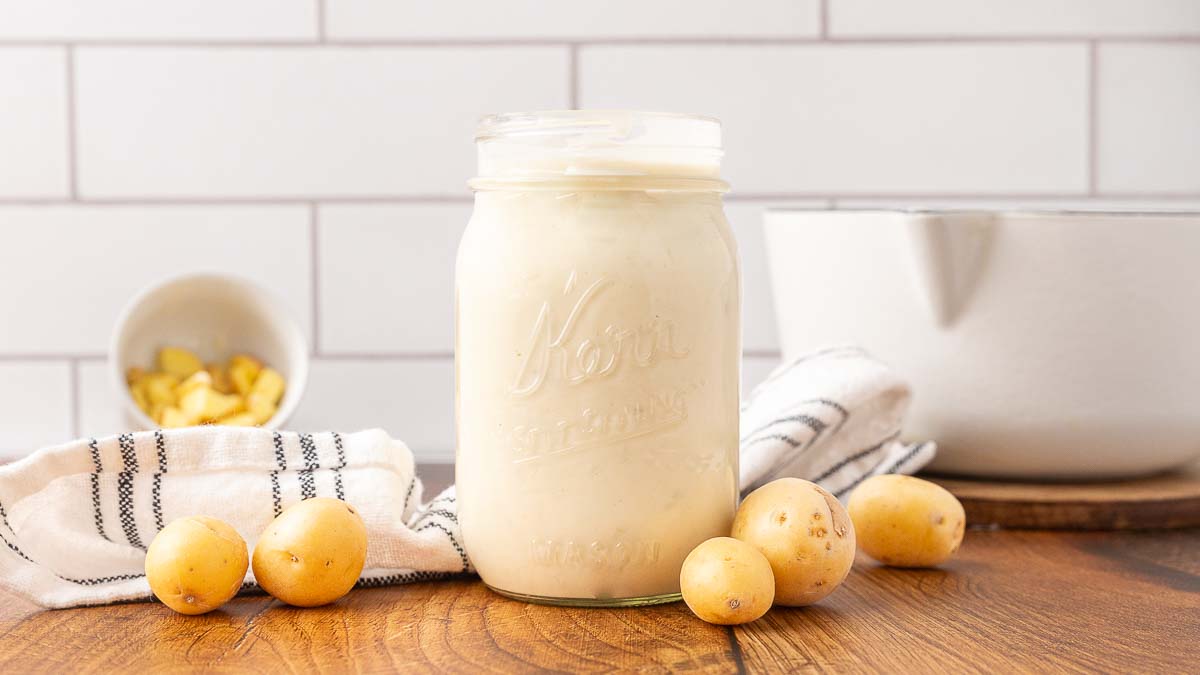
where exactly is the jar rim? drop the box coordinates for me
[474,110,724,184]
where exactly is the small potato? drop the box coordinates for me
[158,346,204,380]
[680,537,774,625]
[145,516,248,615]
[205,363,234,395]
[180,387,244,422]
[228,355,263,396]
[252,498,367,607]
[848,474,965,568]
[251,367,286,405]
[160,406,194,428]
[732,478,856,607]
[217,411,259,427]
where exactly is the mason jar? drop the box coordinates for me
[455,111,740,606]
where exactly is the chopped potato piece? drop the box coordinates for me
[130,381,151,415]
[142,373,180,408]
[157,347,204,380]
[228,355,263,396]
[180,387,244,422]
[175,371,213,400]
[159,406,194,428]
[129,350,284,429]
[246,393,277,425]
[216,412,259,427]
[251,368,285,405]
[205,364,234,395]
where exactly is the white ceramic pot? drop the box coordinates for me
[109,273,309,431]
[765,209,1200,479]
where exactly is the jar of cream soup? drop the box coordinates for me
[456,111,740,606]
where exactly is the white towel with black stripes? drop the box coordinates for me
[0,346,932,609]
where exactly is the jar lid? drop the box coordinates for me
[474,110,725,187]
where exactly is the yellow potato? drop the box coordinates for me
[142,373,180,408]
[217,412,258,427]
[246,393,278,425]
[157,347,204,380]
[847,474,965,568]
[229,355,263,396]
[130,380,151,416]
[174,370,213,399]
[205,364,234,395]
[731,478,856,607]
[180,387,244,422]
[252,498,367,607]
[160,406,194,428]
[145,516,248,615]
[251,367,286,405]
[125,366,147,385]
[680,537,774,625]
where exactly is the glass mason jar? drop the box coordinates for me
[455,111,740,606]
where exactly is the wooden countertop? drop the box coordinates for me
[0,526,1195,673]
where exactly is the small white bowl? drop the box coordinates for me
[109,273,309,431]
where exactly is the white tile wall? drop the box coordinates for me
[291,359,456,461]
[830,0,1200,37]
[0,48,68,197]
[1,2,1198,461]
[580,44,1089,195]
[75,47,569,198]
[0,206,311,354]
[326,0,820,40]
[0,362,72,453]
[0,1,317,41]
[317,204,469,354]
[1098,44,1200,194]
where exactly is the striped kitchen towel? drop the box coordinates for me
[740,346,936,498]
[0,428,467,608]
[0,346,931,609]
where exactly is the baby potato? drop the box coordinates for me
[680,537,774,625]
[848,474,965,568]
[158,347,204,380]
[252,498,368,607]
[145,516,248,615]
[732,478,856,607]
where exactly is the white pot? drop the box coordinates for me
[765,209,1200,480]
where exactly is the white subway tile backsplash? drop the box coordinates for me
[742,355,782,395]
[326,0,819,40]
[726,201,830,353]
[291,358,456,462]
[0,1,317,41]
[830,0,1200,37]
[0,48,68,198]
[318,204,469,354]
[1098,44,1200,194]
[0,206,311,354]
[75,47,569,198]
[580,44,1089,195]
[77,359,123,440]
[0,362,71,457]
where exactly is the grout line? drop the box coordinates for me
[68,359,81,438]
[0,195,475,205]
[314,352,455,361]
[1088,41,1099,196]
[0,35,1198,48]
[0,193,1198,207]
[819,0,829,39]
[743,349,783,359]
[0,353,106,361]
[309,203,320,356]
[64,46,78,199]
[568,43,580,109]
[316,0,326,42]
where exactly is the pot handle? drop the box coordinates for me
[902,212,995,328]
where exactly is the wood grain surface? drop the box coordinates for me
[0,528,1195,673]
[927,463,1200,530]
